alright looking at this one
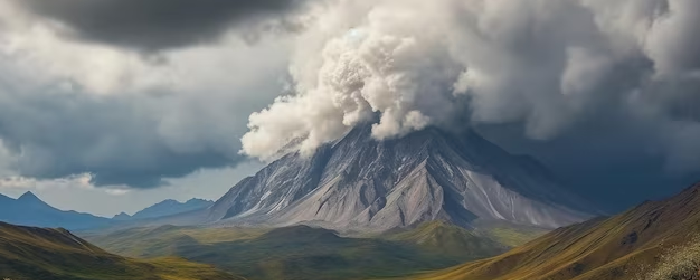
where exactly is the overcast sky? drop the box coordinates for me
[0,0,699,216]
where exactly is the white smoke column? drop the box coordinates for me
[242,0,700,170]
[242,0,464,160]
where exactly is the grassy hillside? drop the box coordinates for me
[0,222,244,280]
[85,223,509,280]
[472,223,549,248]
[82,225,269,257]
[407,182,700,280]
[381,220,510,258]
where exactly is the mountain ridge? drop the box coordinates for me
[116,198,215,220]
[0,192,112,230]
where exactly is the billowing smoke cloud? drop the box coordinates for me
[242,0,700,177]
[243,2,467,159]
[10,0,309,50]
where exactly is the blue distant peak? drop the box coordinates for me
[18,191,41,201]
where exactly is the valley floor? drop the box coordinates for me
[83,221,537,280]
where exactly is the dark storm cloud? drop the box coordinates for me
[0,0,292,189]
[0,57,285,189]
[477,113,700,212]
[15,0,306,50]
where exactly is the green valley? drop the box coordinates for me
[84,221,524,280]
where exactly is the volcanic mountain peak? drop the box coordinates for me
[209,125,595,231]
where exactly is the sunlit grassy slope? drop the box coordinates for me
[474,224,549,247]
[407,182,700,280]
[85,222,513,280]
[382,220,512,258]
[0,222,244,280]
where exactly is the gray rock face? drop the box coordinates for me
[209,126,595,230]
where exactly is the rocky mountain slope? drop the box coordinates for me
[209,125,595,231]
[409,182,700,280]
[0,191,112,230]
[0,221,243,280]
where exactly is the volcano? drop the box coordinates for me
[209,125,595,231]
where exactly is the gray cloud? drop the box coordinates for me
[0,86,273,188]
[14,0,307,50]
[0,20,290,188]
[476,108,700,211]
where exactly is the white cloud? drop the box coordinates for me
[243,0,465,159]
[0,173,107,191]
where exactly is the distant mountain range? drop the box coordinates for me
[0,191,112,230]
[113,198,214,220]
[208,125,596,231]
[0,191,213,230]
[410,182,700,280]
